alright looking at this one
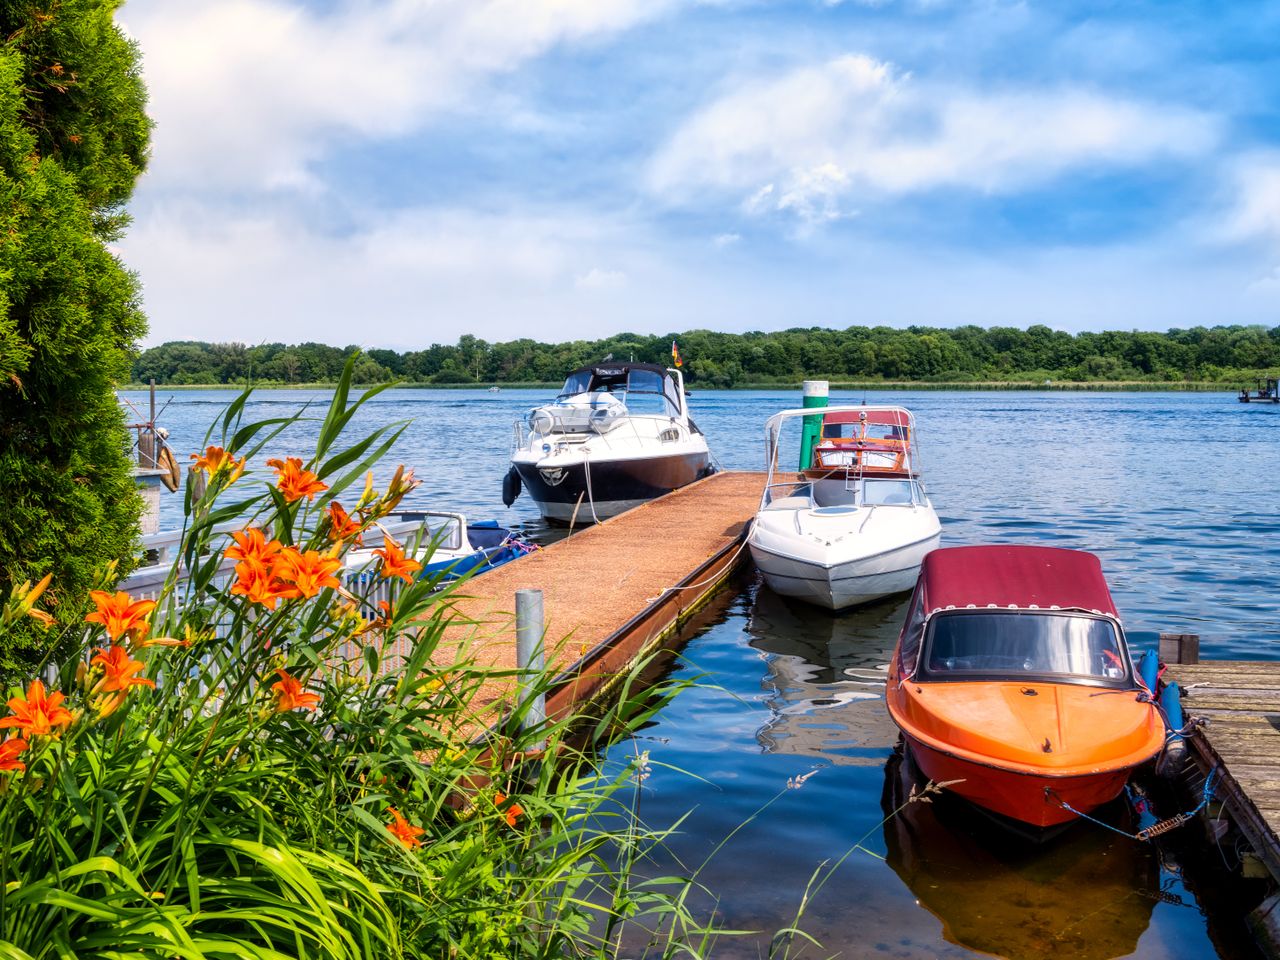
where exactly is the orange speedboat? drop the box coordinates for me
[885,545,1166,830]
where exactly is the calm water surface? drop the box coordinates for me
[122,387,1280,958]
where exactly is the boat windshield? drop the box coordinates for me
[821,422,907,442]
[862,479,916,505]
[921,611,1128,684]
[558,367,682,417]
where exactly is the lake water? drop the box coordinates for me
[122,386,1280,959]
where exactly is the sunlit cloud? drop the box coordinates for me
[122,0,681,192]
[649,54,1218,223]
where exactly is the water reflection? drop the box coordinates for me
[882,747,1160,960]
[746,586,905,764]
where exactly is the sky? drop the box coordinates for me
[117,0,1280,350]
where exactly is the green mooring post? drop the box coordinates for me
[798,380,829,470]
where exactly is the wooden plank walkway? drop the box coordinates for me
[1166,661,1280,881]
[418,470,766,732]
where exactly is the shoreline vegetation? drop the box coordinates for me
[130,325,1279,392]
[123,378,1240,392]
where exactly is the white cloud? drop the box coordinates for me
[121,194,1279,350]
[1217,152,1280,247]
[121,0,679,192]
[712,232,741,247]
[574,267,628,289]
[649,53,1216,221]
[122,202,681,347]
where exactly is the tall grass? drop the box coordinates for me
[0,360,715,958]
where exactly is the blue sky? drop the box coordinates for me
[118,0,1280,349]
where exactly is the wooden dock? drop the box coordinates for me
[419,470,766,731]
[1166,660,1280,883]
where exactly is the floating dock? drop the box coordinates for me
[416,470,766,730]
[1167,658,1280,885]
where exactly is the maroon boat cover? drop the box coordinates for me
[918,545,1119,616]
[822,409,911,427]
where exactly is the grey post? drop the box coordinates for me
[515,589,547,747]
[1159,632,1200,665]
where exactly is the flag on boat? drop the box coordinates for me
[671,340,683,368]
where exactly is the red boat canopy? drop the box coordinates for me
[918,546,1119,617]
[822,409,911,427]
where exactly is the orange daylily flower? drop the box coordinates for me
[0,680,74,737]
[373,537,422,584]
[190,445,246,482]
[85,591,156,642]
[229,560,299,610]
[270,670,320,713]
[0,736,28,772]
[266,457,328,503]
[326,502,363,545]
[90,645,156,693]
[225,529,283,567]
[386,807,426,849]
[494,792,525,829]
[274,547,343,599]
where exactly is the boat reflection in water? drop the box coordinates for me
[882,746,1160,960]
[747,585,906,763]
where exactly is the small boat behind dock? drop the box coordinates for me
[1238,377,1279,403]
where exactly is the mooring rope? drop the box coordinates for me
[1046,767,1218,843]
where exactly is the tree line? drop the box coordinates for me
[132,324,1280,388]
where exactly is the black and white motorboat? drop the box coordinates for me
[504,362,713,524]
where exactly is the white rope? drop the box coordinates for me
[643,529,752,604]
[582,450,601,524]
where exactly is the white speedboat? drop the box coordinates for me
[748,406,941,610]
[505,362,713,524]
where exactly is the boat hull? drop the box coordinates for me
[512,451,710,524]
[750,531,940,610]
[901,733,1138,829]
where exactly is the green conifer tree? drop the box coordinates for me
[0,1,150,675]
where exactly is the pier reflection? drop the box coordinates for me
[881,747,1160,960]
[746,586,905,763]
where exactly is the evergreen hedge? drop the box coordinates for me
[0,2,150,677]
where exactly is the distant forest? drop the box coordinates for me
[130,325,1280,387]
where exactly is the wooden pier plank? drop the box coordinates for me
[414,470,766,732]
[1168,661,1280,884]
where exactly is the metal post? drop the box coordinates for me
[798,380,829,470]
[515,589,546,747]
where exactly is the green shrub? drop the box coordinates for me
[0,3,151,678]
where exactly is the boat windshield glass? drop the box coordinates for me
[822,422,908,441]
[557,368,681,417]
[560,370,595,396]
[624,368,671,416]
[922,612,1127,682]
[862,479,916,505]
